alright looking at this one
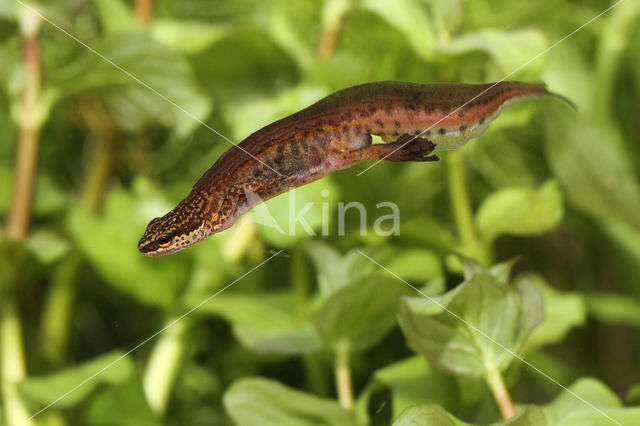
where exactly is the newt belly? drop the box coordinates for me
[138,81,573,256]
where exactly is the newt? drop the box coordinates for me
[138,81,573,256]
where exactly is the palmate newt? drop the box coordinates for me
[138,81,573,256]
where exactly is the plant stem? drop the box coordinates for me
[1,6,43,425]
[334,340,353,409]
[1,282,34,426]
[5,6,43,240]
[291,248,309,321]
[446,150,490,263]
[38,253,81,366]
[485,365,515,420]
[134,0,153,26]
[78,102,117,213]
[143,319,190,415]
[316,0,350,60]
[291,248,330,396]
[593,1,639,128]
[38,102,117,366]
[446,150,478,248]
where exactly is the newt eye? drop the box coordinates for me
[155,233,172,246]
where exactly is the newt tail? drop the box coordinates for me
[139,81,574,256]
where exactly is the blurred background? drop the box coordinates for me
[1,0,639,425]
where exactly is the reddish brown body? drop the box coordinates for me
[139,81,571,256]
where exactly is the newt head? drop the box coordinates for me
[138,205,207,257]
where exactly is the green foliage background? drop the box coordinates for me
[1,0,639,425]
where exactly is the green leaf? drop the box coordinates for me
[67,180,190,307]
[305,242,389,297]
[626,384,640,405]
[398,269,543,377]
[250,178,340,247]
[306,241,353,296]
[436,28,546,77]
[193,292,323,354]
[361,0,436,60]
[392,404,465,426]
[91,0,139,35]
[49,35,211,138]
[399,217,457,252]
[394,380,640,425]
[261,0,328,70]
[150,19,231,55]
[18,351,134,409]
[84,377,159,426]
[223,377,357,426]
[543,378,640,425]
[523,274,586,351]
[25,230,70,264]
[458,255,518,283]
[385,249,442,283]
[392,404,546,425]
[476,180,564,243]
[544,104,640,254]
[586,292,640,327]
[375,356,458,418]
[314,275,410,351]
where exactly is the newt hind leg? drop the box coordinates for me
[351,134,439,163]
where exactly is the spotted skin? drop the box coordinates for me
[138,81,573,256]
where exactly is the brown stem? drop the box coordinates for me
[486,366,516,419]
[1,6,43,425]
[5,15,42,240]
[78,101,117,213]
[134,0,153,26]
[316,0,349,60]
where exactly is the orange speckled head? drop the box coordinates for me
[138,203,207,257]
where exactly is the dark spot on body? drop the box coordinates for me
[394,120,401,128]
[439,128,446,135]
[364,125,372,133]
[408,104,416,111]
[425,130,431,136]
[459,125,467,131]
[479,117,485,124]
[376,119,384,128]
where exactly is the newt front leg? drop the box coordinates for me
[348,134,439,163]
